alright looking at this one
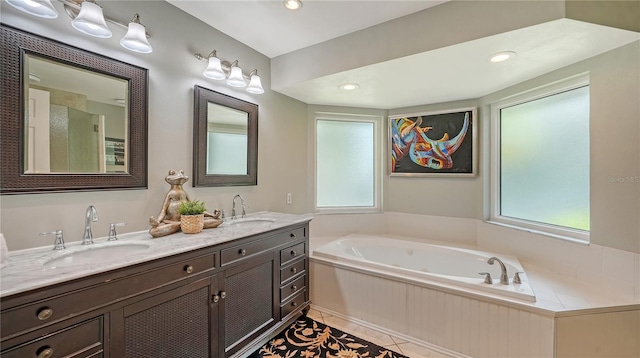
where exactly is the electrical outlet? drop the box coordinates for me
[286,193,292,205]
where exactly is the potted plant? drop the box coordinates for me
[179,200,207,234]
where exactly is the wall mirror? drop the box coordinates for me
[193,85,258,186]
[1,25,148,194]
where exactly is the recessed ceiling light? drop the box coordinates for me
[284,0,302,10]
[339,83,359,91]
[490,51,517,63]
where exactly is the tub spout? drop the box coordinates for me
[487,256,509,285]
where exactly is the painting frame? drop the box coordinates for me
[389,107,477,177]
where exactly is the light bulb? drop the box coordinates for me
[5,0,58,18]
[71,1,112,38]
[226,64,247,87]
[120,14,152,53]
[203,55,226,80]
[246,71,264,94]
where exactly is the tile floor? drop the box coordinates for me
[306,308,452,358]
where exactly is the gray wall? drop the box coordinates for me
[0,0,308,250]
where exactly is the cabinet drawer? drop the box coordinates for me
[280,292,306,319]
[280,275,305,303]
[2,316,103,358]
[1,253,215,338]
[280,242,305,267]
[280,259,306,284]
[222,230,300,266]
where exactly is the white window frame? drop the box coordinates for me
[311,112,383,214]
[489,74,590,243]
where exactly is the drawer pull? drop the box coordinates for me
[184,265,194,274]
[291,285,298,290]
[290,250,297,256]
[291,302,298,307]
[213,294,220,303]
[239,249,247,256]
[291,267,297,274]
[37,347,53,358]
[37,307,53,321]
[290,233,296,238]
[220,291,227,299]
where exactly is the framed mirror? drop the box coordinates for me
[0,25,148,194]
[193,85,258,187]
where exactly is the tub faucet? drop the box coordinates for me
[82,205,99,245]
[231,194,246,219]
[487,256,509,285]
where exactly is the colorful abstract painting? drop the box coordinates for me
[389,108,476,176]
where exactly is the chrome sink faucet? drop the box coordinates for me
[231,194,246,219]
[83,205,99,245]
[487,256,509,285]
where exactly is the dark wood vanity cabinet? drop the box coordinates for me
[0,223,310,358]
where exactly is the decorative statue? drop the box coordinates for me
[149,170,222,238]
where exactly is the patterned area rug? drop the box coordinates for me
[249,315,409,358]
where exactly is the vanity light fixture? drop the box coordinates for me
[120,13,152,53]
[5,0,58,18]
[246,70,265,94]
[6,0,153,53]
[226,61,247,87]
[194,51,265,95]
[339,83,359,91]
[490,51,517,63]
[71,0,112,38]
[284,0,302,10]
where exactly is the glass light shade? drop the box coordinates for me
[246,73,264,94]
[5,0,58,18]
[71,1,112,38]
[203,56,226,80]
[120,21,152,53]
[226,66,247,87]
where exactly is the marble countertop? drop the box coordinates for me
[0,211,313,298]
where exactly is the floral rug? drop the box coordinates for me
[249,315,408,358]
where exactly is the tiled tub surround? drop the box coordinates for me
[309,213,640,358]
[0,211,312,297]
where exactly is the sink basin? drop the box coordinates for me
[223,218,276,227]
[42,241,151,268]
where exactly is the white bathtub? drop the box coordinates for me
[313,234,536,302]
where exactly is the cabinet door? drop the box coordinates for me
[220,253,277,357]
[115,276,219,358]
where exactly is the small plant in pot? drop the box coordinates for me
[179,200,207,234]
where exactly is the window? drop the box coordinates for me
[314,113,382,213]
[490,75,590,242]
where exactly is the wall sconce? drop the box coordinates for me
[4,0,153,53]
[195,51,265,95]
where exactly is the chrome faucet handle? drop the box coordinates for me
[221,209,226,219]
[513,271,525,284]
[241,206,246,218]
[479,272,493,284]
[40,230,65,250]
[108,222,127,241]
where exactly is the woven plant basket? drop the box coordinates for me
[180,214,205,234]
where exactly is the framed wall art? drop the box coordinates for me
[389,107,477,177]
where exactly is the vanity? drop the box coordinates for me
[0,212,312,358]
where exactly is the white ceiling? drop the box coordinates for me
[169,0,639,109]
[167,0,448,58]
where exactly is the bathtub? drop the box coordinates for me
[313,233,535,302]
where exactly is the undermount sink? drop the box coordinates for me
[224,218,276,227]
[41,241,151,268]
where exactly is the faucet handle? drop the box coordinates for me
[221,209,226,219]
[40,230,65,250]
[513,271,525,284]
[108,222,127,241]
[478,272,493,284]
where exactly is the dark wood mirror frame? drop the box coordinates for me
[193,85,258,187]
[0,25,148,194]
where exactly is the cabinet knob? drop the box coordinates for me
[290,250,297,256]
[213,294,220,303]
[290,233,296,238]
[291,285,297,290]
[184,265,194,274]
[37,347,53,358]
[37,307,53,321]
[291,302,298,307]
[291,267,297,274]
[220,291,226,299]
[239,249,247,256]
